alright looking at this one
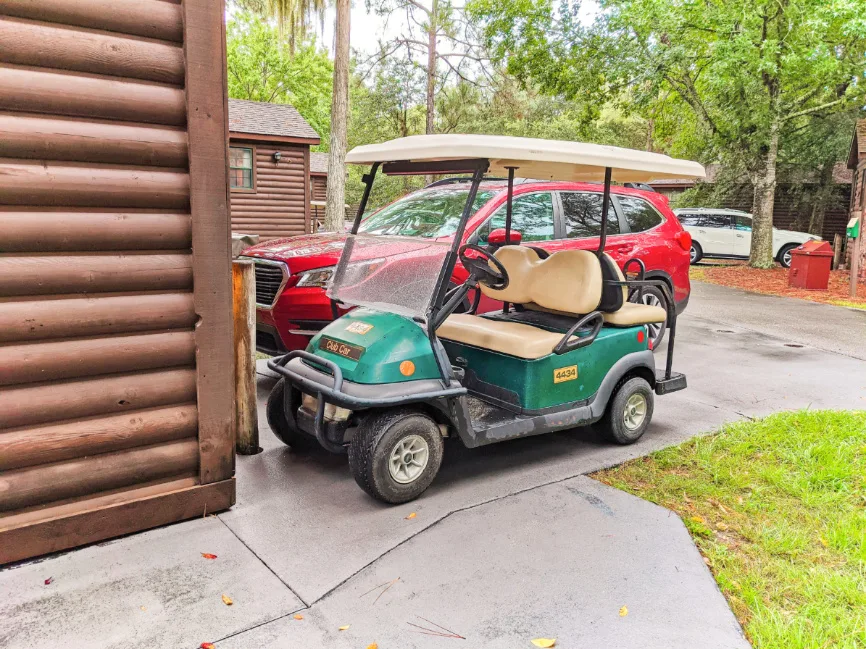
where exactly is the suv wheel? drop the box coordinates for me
[778,244,797,269]
[689,242,703,265]
[629,286,667,349]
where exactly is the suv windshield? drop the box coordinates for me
[358,187,496,238]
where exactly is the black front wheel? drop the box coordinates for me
[600,377,654,445]
[266,379,317,451]
[349,409,444,504]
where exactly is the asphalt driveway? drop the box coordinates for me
[2,281,864,649]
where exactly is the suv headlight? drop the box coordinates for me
[296,266,335,288]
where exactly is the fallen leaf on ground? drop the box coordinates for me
[201,553,218,560]
[44,577,53,585]
[366,644,378,649]
[531,639,556,647]
[405,512,417,520]
[140,606,147,612]
[689,515,706,524]
[338,625,350,631]
[819,536,829,547]
[716,522,729,531]
[619,605,628,617]
[200,643,215,649]
[221,594,233,606]
[293,614,304,620]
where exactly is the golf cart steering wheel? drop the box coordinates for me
[459,244,509,290]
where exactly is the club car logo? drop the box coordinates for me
[553,365,578,383]
[346,321,374,335]
[319,336,364,361]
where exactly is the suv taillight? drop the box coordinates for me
[674,230,692,251]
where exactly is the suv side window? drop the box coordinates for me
[618,197,664,232]
[734,215,752,231]
[677,213,703,226]
[703,213,733,228]
[560,192,619,238]
[477,192,555,243]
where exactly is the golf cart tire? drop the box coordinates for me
[266,379,317,451]
[349,408,444,504]
[601,376,654,445]
[689,242,703,265]
[777,243,797,269]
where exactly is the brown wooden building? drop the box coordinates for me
[649,163,853,242]
[0,0,235,563]
[228,99,320,240]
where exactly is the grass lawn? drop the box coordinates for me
[594,410,866,649]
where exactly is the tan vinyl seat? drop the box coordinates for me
[437,313,566,359]
[600,254,667,326]
[436,247,603,358]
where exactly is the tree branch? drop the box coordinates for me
[783,97,846,122]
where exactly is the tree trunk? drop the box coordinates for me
[749,117,780,268]
[425,0,437,135]
[424,0,437,185]
[323,0,350,232]
[808,159,835,237]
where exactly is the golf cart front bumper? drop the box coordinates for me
[267,351,466,451]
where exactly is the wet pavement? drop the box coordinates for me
[2,282,864,648]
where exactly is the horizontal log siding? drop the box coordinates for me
[0,0,235,554]
[311,175,327,202]
[230,141,309,240]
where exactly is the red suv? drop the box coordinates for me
[241,180,692,352]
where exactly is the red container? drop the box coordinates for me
[788,240,833,290]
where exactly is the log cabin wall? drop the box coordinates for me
[0,0,236,563]
[311,175,328,202]
[229,139,310,240]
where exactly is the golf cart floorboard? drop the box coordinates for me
[466,394,519,430]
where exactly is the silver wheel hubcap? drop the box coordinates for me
[640,292,665,341]
[783,249,792,266]
[690,246,697,262]
[623,393,647,431]
[388,434,429,484]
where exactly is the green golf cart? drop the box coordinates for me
[267,134,705,503]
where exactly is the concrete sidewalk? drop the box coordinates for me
[2,283,864,649]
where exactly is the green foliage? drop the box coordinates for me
[226,11,333,145]
[597,410,866,649]
[469,0,866,169]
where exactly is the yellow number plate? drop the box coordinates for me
[553,365,578,383]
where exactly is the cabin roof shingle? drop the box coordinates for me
[228,98,320,142]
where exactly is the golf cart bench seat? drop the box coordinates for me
[438,246,666,358]
[437,313,568,359]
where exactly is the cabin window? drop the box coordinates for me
[230,146,254,190]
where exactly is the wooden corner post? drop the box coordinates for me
[233,259,260,454]
[184,0,236,483]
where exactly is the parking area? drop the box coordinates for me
[2,282,865,649]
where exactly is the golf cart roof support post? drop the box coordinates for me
[426,159,489,382]
[505,166,516,244]
[351,162,381,234]
[596,166,612,256]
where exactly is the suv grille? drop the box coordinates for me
[253,261,286,307]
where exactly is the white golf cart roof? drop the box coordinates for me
[346,134,706,183]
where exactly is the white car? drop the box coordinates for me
[674,208,820,268]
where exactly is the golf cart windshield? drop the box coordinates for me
[358,187,495,238]
[327,234,450,319]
